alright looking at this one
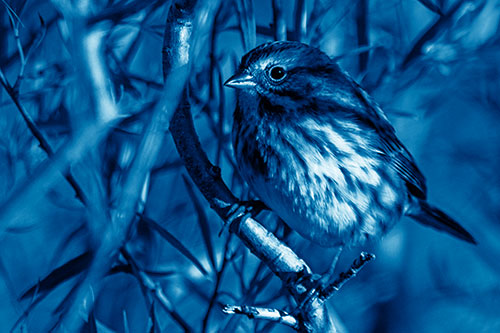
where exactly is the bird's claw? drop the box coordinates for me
[219,200,269,236]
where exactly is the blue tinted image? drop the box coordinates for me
[0,0,499,332]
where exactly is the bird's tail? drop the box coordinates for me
[408,201,477,244]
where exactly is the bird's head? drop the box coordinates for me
[225,41,342,109]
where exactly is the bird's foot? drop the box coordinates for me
[293,273,323,306]
[296,246,342,304]
[219,200,269,236]
[241,200,269,215]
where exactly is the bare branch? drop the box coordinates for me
[319,252,375,300]
[223,304,299,330]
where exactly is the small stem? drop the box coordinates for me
[223,304,299,330]
[319,252,375,300]
[6,12,25,95]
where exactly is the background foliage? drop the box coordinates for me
[1,0,499,332]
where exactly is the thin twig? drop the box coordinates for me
[0,71,52,156]
[1,16,58,71]
[121,248,193,332]
[17,15,47,90]
[1,0,23,24]
[223,304,299,330]
[7,11,25,95]
[319,252,375,300]
[202,234,233,333]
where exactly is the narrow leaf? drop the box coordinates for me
[20,251,93,300]
[140,215,209,276]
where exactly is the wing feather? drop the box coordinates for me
[351,81,427,199]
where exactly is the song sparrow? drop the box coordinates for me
[225,41,475,247]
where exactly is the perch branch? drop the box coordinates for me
[165,1,335,331]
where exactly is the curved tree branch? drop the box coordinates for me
[164,1,336,331]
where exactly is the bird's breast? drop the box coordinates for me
[233,107,404,246]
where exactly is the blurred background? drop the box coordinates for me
[1,0,499,332]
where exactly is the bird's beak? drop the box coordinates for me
[224,71,256,89]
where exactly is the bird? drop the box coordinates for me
[224,41,476,248]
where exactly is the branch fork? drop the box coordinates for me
[223,252,375,330]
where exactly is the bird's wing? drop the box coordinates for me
[352,82,427,199]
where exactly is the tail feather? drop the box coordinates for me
[409,201,477,244]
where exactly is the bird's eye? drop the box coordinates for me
[268,66,286,82]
